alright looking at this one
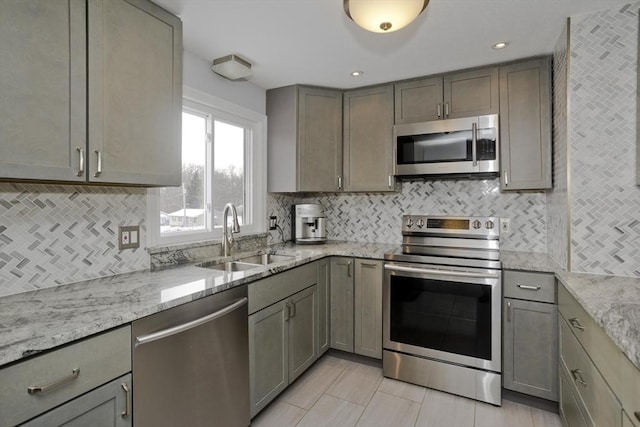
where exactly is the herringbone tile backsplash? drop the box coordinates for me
[269,178,548,252]
[569,3,640,277]
[0,183,148,296]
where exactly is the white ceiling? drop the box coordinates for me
[154,0,630,90]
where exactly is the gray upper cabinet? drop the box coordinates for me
[499,57,552,191]
[87,0,182,186]
[0,0,86,182]
[0,0,182,186]
[267,85,343,192]
[343,85,395,192]
[394,67,498,124]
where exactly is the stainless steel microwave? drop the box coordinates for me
[394,114,499,177]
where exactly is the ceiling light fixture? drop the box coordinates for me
[351,70,364,77]
[492,41,510,50]
[344,0,429,33]
[211,54,252,80]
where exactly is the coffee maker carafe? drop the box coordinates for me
[291,204,327,244]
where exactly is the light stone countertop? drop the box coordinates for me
[1,243,638,372]
[0,241,397,367]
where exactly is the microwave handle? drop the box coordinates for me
[471,122,478,167]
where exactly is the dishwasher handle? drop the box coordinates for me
[135,297,248,346]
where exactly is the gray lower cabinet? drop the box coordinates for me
[503,298,558,400]
[22,374,132,427]
[330,257,383,359]
[499,57,552,191]
[0,0,182,186]
[502,270,558,401]
[343,85,395,192]
[330,257,354,353]
[353,259,383,359]
[288,286,318,382]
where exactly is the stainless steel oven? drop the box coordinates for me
[383,216,502,405]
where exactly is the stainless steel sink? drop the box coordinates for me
[237,253,295,265]
[199,261,261,272]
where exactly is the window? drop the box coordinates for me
[148,87,266,246]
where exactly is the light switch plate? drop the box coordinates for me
[119,225,140,250]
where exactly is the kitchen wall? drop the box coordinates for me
[268,178,548,252]
[0,50,267,298]
[548,3,640,278]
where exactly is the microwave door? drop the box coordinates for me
[398,131,471,165]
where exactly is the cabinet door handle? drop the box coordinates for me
[94,150,102,177]
[337,176,342,190]
[569,318,585,331]
[347,260,352,277]
[516,283,541,291]
[504,170,509,187]
[507,301,512,322]
[76,147,84,176]
[28,368,80,394]
[571,369,588,387]
[388,175,393,189]
[121,382,130,418]
[284,301,290,321]
[445,102,450,118]
[290,301,296,318]
[437,103,442,119]
[471,122,478,167]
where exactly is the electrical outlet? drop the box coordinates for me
[500,218,511,233]
[269,216,278,230]
[119,225,140,250]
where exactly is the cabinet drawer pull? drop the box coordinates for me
[569,318,585,331]
[28,368,80,394]
[121,382,130,418]
[94,150,102,177]
[76,147,84,176]
[516,283,541,291]
[570,369,587,387]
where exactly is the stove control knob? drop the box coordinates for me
[406,218,414,228]
[416,218,425,228]
[485,220,495,230]
[472,220,482,229]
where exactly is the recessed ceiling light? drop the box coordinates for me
[351,70,364,77]
[492,41,510,50]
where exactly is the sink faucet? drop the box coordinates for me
[221,203,240,257]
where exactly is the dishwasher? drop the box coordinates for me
[132,284,249,427]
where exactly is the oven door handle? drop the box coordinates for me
[384,264,500,279]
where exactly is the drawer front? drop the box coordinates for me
[560,367,593,427]
[249,262,318,314]
[560,317,621,427]
[0,326,131,427]
[558,284,622,395]
[503,270,555,303]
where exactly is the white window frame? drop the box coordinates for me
[147,86,267,247]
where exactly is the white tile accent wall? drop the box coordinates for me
[546,24,570,270]
[569,3,640,277]
[0,183,149,297]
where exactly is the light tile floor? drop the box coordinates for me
[251,354,563,427]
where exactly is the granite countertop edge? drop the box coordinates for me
[1,244,638,372]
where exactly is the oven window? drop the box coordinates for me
[390,275,492,360]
